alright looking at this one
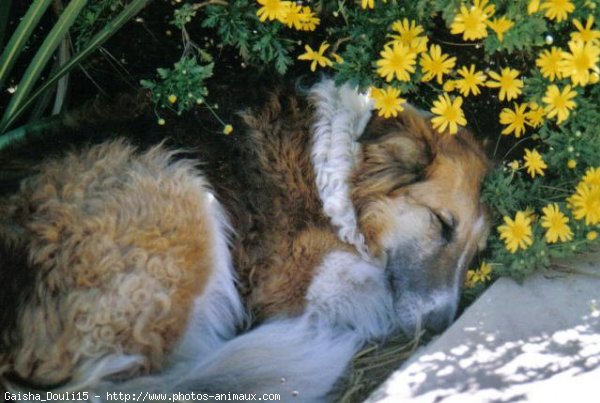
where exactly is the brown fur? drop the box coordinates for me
[0,141,215,386]
[229,93,350,319]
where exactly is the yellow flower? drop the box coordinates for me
[223,124,234,135]
[454,65,487,97]
[465,262,492,287]
[371,86,406,118]
[569,183,600,225]
[370,87,381,97]
[420,44,457,84]
[571,16,600,43]
[474,262,493,283]
[430,93,467,135]
[299,6,319,31]
[282,2,304,30]
[542,84,577,124]
[508,160,520,171]
[157,118,166,126]
[332,53,344,64]
[478,262,492,281]
[168,94,177,104]
[528,0,541,14]
[536,47,564,81]
[523,148,547,178]
[588,231,598,241]
[487,68,523,101]
[582,167,600,187]
[256,0,289,22]
[283,5,319,31]
[361,0,374,9]
[525,102,545,127]
[464,270,476,288]
[450,0,495,41]
[465,270,475,288]
[443,80,458,92]
[560,40,600,86]
[487,16,514,42]
[524,205,538,222]
[540,0,575,22]
[567,159,577,169]
[498,211,533,253]
[388,19,428,54]
[499,103,528,137]
[376,42,417,82]
[298,42,333,71]
[541,203,573,243]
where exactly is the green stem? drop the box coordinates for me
[0,115,64,150]
[204,103,227,127]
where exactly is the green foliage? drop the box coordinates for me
[0,0,53,89]
[141,57,214,117]
[172,3,198,30]
[0,0,88,134]
[202,1,295,74]
[483,14,546,53]
[72,0,125,49]
[0,0,150,141]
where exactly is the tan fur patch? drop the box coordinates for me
[2,141,215,385]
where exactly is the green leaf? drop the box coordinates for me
[0,0,53,89]
[0,0,13,48]
[0,0,88,132]
[0,0,151,136]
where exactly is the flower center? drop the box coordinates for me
[513,110,526,124]
[391,53,406,68]
[445,106,458,120]
[574,53,591,71]
[501,76,515,89]
[464,10,483,31]
[554,95,567,109]
[512,224,526,239]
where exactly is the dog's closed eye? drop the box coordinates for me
[431,209,456,244]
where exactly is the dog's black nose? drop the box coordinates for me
[424,306,456,334]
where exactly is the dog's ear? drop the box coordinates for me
[352,112,434,199]
[358,112,434,169]
[357,109,437,147]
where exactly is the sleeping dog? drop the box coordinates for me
[0,79,489,401]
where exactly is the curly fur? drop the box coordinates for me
[0,141,232,386]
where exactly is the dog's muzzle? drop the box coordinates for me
[387,254,461,337]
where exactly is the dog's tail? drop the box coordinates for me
[90,315,360,402]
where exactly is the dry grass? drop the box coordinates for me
[336,331,431,402]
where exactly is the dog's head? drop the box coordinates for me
[352,109,489,335]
